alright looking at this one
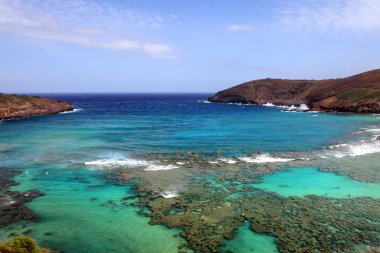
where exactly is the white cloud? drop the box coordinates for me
[280,0,380,33]
[226,24,254,31]
[0,0,178,58]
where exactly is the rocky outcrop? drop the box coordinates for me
[208,69,380,113]
[0,93,73,120]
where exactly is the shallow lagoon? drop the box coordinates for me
[0,168,188,253]
[253,167,380,198]
[222,222,279,253]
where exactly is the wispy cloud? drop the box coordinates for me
[280,0,380,33]
[226,24,254,31]
[0,0,177,58]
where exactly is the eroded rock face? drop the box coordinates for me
[208,69,380,113]
[0,93,73,120]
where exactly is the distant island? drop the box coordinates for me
[0,93,73,120]
[209,69,380,113]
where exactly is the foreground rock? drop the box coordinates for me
[0,93,73,120]
[209,69,380,113]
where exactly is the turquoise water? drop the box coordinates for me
[0,94,380,252]
[1,168,187,253]
[253,167,380,198]
[222,223,279,253]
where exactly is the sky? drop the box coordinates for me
[0,0,380,93]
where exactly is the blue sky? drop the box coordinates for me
[0,0,380,93]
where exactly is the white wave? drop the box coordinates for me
[208,161,219,164]
[299,104,309,110]
[328,143,348,148]
[175,162,186,165]
[60,108,82,114]
[218,158,237,164]
[323,139,380,158]
[198,100,211,104]
[85,158,150,167]
[85,158,178,171]
[161,190,178,198]
[261,102,292,109]
[285,104,309,111]
[144,164,178,171]
[160,185,184,198]
[365,128,380,133]
[160,189,178,198]
[239,154,294,163]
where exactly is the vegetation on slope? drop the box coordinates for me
[0,236,51,253]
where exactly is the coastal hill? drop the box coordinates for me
[208,69,380,113]
[0,93,73,120]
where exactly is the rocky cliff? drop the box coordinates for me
[208,69,380,113]
[0,94,73,120]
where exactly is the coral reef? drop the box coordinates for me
[0,170,44,227]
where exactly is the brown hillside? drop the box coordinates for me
[208,69,380,113]
[0,94,73,120]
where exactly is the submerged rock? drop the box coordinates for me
[0,170,44,227]
[109,152,380,253]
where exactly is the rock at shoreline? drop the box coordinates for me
[0,93,73,120]
[208,69,380,113]
[376,136,380,141]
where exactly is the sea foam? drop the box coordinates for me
[239,154,294,163]
[218,158,237,164]
[323,138,380,158]
[85,158,178,171]
[321,128,380,158]
[160,185,185,198]
[60,108,82,114]
[198,100,211,104]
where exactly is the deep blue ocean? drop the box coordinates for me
[1,94,380,253]
[1,94,377,156]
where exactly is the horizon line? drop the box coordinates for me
[9,91,216,95]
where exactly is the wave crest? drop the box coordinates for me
[84,158,178,171]
[239,154,294,163]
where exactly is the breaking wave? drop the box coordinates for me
[85,158,178,171]
[218,158,237,164]
[60,108,82,114]
[320,125,380,158]
[322,140,380,158]
[198,100,212,104]
[238,154,295,163]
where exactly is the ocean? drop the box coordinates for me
[0,94,379,253]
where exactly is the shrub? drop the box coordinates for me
[0,236,51,253]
